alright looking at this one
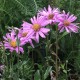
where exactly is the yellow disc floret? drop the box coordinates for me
[22,32,28,37]
[10,40,17,48]
[64,20,70,26]
[33,24,40,31]
[48,14,54,19]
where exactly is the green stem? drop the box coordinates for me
[55,26,58,79]
[10,53,13,79]
[17,38,20,78]
[66,60,68,80]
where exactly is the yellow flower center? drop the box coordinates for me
[64,20,70,26]
[10,40,17,48]
[48,14,54,19]
[22,32,28,37]
[33,24,40,31]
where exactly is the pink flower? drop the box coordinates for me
[3,31,24,53]
[18,27,35,47]
[38,5,60,24]
[58,11,79,33]
[21,16,50,43]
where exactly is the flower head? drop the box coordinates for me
[21,16,50,43]
[38,5,60,24]
[58,11,79,33]
[3,31,24,53]
[18,26,35,48]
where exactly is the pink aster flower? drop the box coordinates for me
[38,5,60,24]
[18,27,35,47]
[58,11,79,33]
[21,16,50,43]
[3,31,24,53]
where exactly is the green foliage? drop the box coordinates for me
[0,0,80,80]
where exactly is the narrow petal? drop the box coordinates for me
[41,20,50,26]
[66,12,70,19]
[19,47,24,53]
[48,5,52,13]
[15,48,18,53]
[36,32,39,43]
[59,27,64,32]
[29,39,34,48]
[68,16,77,22]
[33,16,37,23]
[22,21,32,28]
[40,28,50,34]
[3,36,8,41]
[68,26,78,33]
[65,27,70,33]
[39,31,46,38]
[31,18,34,24]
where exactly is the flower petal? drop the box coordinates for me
[36,32,39,43]
[40,28,50,34]
[39,31,46,38]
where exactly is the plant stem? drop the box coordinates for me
[10,53,13,79]
[66,60,68,80]
[55,26,58,79]
[17,36,20,78]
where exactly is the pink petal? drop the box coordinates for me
[22,21,32,28]
[31,18,34,24]
[3,36,8,41]
[68,14,77,22]
[40,28,50,34]
[66,12,70,19]
[33,16,37,23]
[39,31,46,38]
[58,22,63,27]
[6,33,11,39]
[19,47,24,53]
[29,39,34,48]
[65,27,70,33]
[48,5,52,13]
[56,15,64,22]
[15,48,18,53]
[59,27,64,32]
[36,32,39,43]
[68,25,78,33]
[68,16,77,22]
[41,20,50,26]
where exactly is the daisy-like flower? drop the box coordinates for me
[18,27,35,48]
[21,16,50,43]
[58,11,79,33]
[3,31,24,53]
[38,5,60,24]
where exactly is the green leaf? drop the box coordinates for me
[60,64,65,69]
[63,70,67,74]
[44,66,52,80]
[34,70,41,80]
[58,32,69,41]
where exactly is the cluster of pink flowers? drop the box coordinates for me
[0,5,79,53]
